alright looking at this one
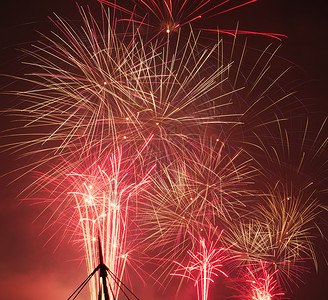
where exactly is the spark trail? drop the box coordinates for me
[98,0,258,32]
[98,0,286,39]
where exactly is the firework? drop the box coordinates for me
[223,182,319,291]
[4,4,246,177]
[3,5,159,170]
[32,139,156,299]
[232,263,285,300]
[3,4,248,297]
[136,135,255,280]
[97,0,285,40]
[3,1,328,299]
[251,118,328,280]
[256,184,318,287]
[181,137,255,220]
[249,118,328,195]
[70,147,154,299]
[99,0,256,32]
[171,227,237,300]
[222,219,271,266]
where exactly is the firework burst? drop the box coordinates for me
[99,0,257,32]
[232,263,285,300]
[171,227,238,300]
[3,5,245,178]
[97,0,285,40]
[223,182,320,291]
[32,140,156,299]
[137,136,254,281]
[3,6,157,166]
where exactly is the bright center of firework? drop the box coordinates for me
[162,20,177,34]
[109,202,120,209]
[85,197,93,204]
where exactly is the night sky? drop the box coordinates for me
[1,1,328,299]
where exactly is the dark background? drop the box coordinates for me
[1,1,327,299]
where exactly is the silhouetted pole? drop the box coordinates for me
[98,237,110,300]
[68,237,140,300]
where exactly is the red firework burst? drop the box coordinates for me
[97,0,286,39]
[232,263,286,300]
[171,227,238,300]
